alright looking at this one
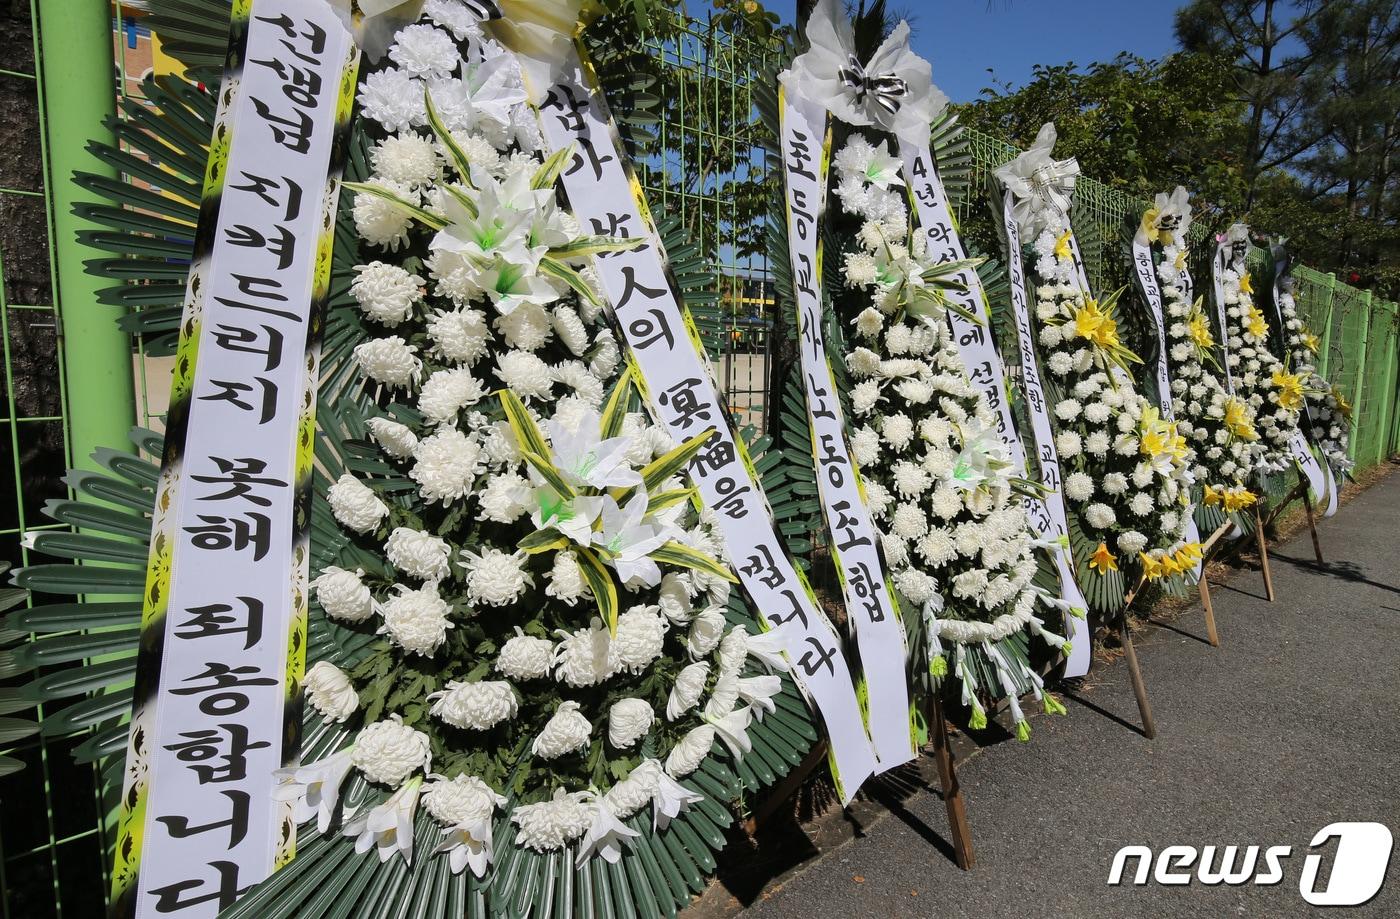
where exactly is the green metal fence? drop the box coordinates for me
[2,8,1399,919]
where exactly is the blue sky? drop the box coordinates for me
[763,0,1184,104]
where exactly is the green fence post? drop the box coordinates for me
[36,0,134,471]
[1318,272,1337,381]
[1370,300,1395,467]
[1383,301,1400,462]
[1348,290,1372,465]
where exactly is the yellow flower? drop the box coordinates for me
[1174,248,1187,271]
[1223,396,1258,441]
[1089,542,1119,575]
[1271,368,1304,411]
[1187,307,1215,350]
[1300,329,1320,354]
[1174,542,1204,570]
[1245,304,1268,339]
[1334,387,1353,421]
[1074,298,1119,349]
[1139,552,1166,581]
[1054,229,1074,262]
[1224,489,1257,513]
[1202,484,1222,507]
[1139,207,1161,244]
[1239,272,1254,296]
[1159,553,1183,577]
[1139,406,1188,468]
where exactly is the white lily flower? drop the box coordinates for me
[1136,184,1192,248]
[544,408,644,490]
[949,418,1012,492]
[480,260,563,315]
[446,46,528,133]
[574,794,640,867]
[435,817,496,877]
[743,623,793,672]
[430,178,538,272]
[651,769,704,832]
[530,486,604,545]
[706,705,753,760]
[736,674,783,721]
[345,778,422,864]
[592,491,674,588]
[273,747,356,834]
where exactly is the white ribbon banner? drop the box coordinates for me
[998,192,1091,677]
[779,87,915,771]
[531,48,879,802]
[114,3,357,916]
[1131,240,1175,423]
[1132,238,1204,574]
[1266,272,1331,510]
[1211,243,1236,393]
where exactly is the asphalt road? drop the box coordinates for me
[740,466,1400,918]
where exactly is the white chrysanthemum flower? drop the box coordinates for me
[512,789,595,851]
[305,661,358,722]
[353,715,431,786]
[418,368,485,425]
[352,261,424,327]
[478,471,530,524]
[370,133,441,189]
[458,548,531,607]
[850,426,880,466]
[358,68,424,133]
[553,618,616,687]
[665,725,715,778]
[848,346,882,377]
[605,759,663,820]
[1117,530,1148,554]
[667,661,710,720]
[496,350,554,400]
[494,301,554,351]
[494,627,555,681]
[1085,430,1111,455]
[688,606,726,658]
[1064,472,1094,502]
[891,503,929,539]
[554,361,605,407]
[607,698,655,749]
[851,380,881,414]
[657,572,694,624]
[891,461,931,498]
[854,306,884,338]
[389,23,460,77]
[1129,492,1154,516]
[549,304,590,356]
[354,335,422,388]
[545,550,590,605]
[916,527,957,566]
[1103,472,1129,495]
[716,626,749,676]
[313,565,375,622]
[893,566,937,604]
[411,428,483,505]
[613,605,667,674]
[327,474,389,534]
[353,178,417,250]
[1084,502,1116,530]
[380,582,453,656]
[422,774,504,828]
[532,701,592,759]
[367,416,419,460]
[429,680,518,730]
[882,413,915,450]
[427,308,491,365]
[386,527,452,580]
[589,329,620,378]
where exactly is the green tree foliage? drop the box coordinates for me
[957,52,1249,223]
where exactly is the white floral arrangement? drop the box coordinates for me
[280,7,791,874]
[1025,219,1198,595]
[832,135,1069,737]
[1142,203,1260,518]
[1273,272,1354,476]
[1216,226,1305,477]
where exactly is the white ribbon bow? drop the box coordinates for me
[993,122,1080,237]
[1137,184,1192,248]
[780,0,946,144]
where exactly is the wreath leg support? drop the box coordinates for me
[1254,505,1277,602]
[1119,578,1157,740]
[928,694,975,871]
